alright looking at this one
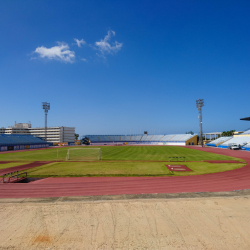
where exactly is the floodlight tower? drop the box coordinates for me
[42,102,50,142]
[196,99,204,146]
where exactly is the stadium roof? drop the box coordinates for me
[240,117,250,121]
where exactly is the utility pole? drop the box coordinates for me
[42,102,50,143]
[196,99,204,146]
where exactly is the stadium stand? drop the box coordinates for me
[100,136,110,141]
[219,136,250,148]
[171,134,186,141]
[242,143,250,151]
[88,135,100,142]
[0,134,45,145]
[206,136,233,147]
[0,134,48,152]
[241,128,250,135]
[120,136,130,141]
[181,134,194,140]
[109,135,118,141]
[140,135,153,141]
[151,135,164,141]
[86,134,197,146]
[160,135,175,141]
[131,135,143,141]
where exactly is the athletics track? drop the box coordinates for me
[0,161,52,176]
[0,146,250,198]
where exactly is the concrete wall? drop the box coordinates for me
[185,135,198,145]
[233,134,250,137]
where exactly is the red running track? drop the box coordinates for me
[0,161,52,176]
[1,147,250,198]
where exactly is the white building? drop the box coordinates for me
[0,123,75,143]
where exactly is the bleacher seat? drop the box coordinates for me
[241,129,250,135]
[140,135,153,141]
[120,136,130,141]
[0,134,46,146]
[170,134,186,141]
[180,134,193,141]
[130,135,143,141]
[109,135,120,141]
[85,134,197,144]
[87,135,100,142]
[98,135,110,141]
[206,136,232,147]
[242,143,250,151]
[151,135,164,141]
[219,136,250,148]
[160,135,174,141]
[162,134,194,142]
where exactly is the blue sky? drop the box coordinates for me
[1,0,250,136]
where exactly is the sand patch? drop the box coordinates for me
[1,196,250,249]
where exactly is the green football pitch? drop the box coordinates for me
[0,146,245,177]
[0,146,243,161]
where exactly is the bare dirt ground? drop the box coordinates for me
[1,195,250,250]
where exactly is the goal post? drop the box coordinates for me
[66,148,102,161]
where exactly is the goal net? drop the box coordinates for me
[66,148,102,161]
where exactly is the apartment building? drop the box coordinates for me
[0,123,75,143]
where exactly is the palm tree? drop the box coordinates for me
[221,130,235,137]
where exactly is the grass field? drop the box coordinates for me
[0,146,243,161]
[0,162,30,170]
[25,161,245,177]
[0,146,245,177]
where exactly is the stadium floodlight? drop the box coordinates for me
[196,99,204,146]
[42,102,50,142]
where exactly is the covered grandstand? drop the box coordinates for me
[218,136,250,148]
[206,136,233,147]
[215,128,250,149]
[206,114,250,150]
[242,143,250,151]
[86,134,197,146]
[241,128,250,135]
[0,134,49,151]
[205,127,250,149]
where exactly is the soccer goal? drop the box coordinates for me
[66,148,102,161]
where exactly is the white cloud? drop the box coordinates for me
[96,52,106,59]
[95,30,122,55]
[32,32,122,63]
[74,38,86,47]
[34,42,75,63]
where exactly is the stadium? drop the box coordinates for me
[1,108,250,191]
[1,105,250,248]
[2,1,250,248]
[2,110,250,249]
[0,123,250,190]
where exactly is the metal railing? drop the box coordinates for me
[168,157,186,162]
[2,171,27,183]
